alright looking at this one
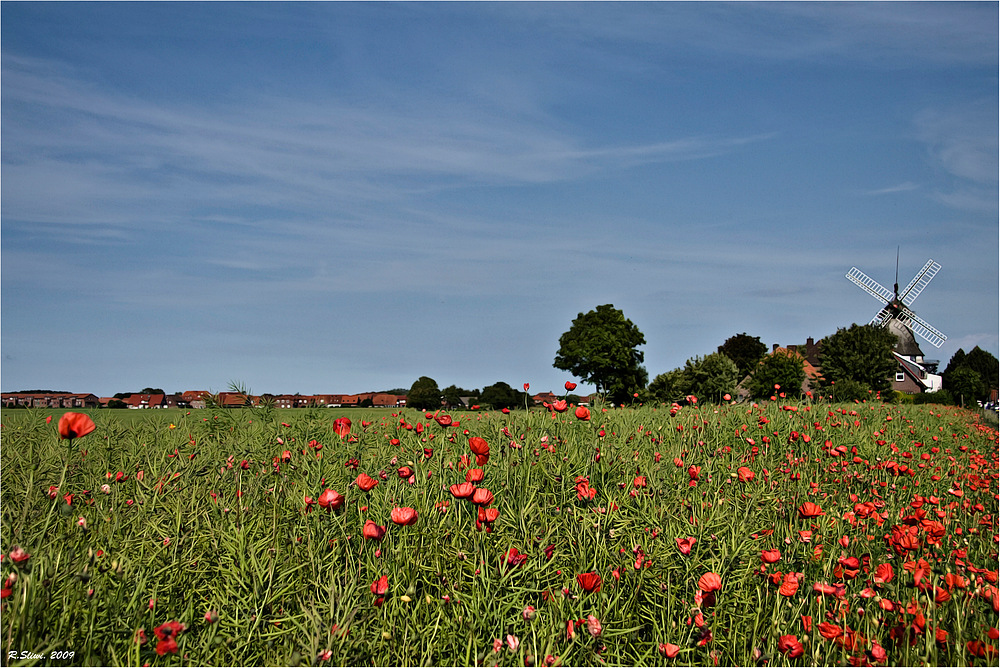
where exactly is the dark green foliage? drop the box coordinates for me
[406,376,441,410]
[943,347,998,403]
[479,382,527,410]
[745,350,806,399]
[960,347,998,396]
[649,353,738,403]
[553,304,647,405]
[947,367,987,406]
[648,369,687,403]
[442,385,479,409]
[820,324,897,392]
[830,379,871,402]
[914,389,955,405]
[718,333,768,378]
[942,348,967,384]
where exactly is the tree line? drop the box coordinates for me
[549,304,998,407]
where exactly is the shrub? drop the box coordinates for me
[830,379,870,402]
[914,389,955,405]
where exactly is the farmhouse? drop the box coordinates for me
[1,392,100,408]
[181,391,211,409]
[123,393,165,409]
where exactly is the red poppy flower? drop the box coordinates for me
[362,520,386,541]
[434,414,452,427]
[471,488,494,506]
[813,582,844,597]
[397,466,413,478]
[676,537,697,556]
[317,489,344,511]
[332,417,351,438]
[468,436,489,455]
[659,643,680,658]
[577,572,602,593]
[477,506,499,524]
[778,635,804,658]
[390,507,418,525]
[153,620,185,656]
[697,572,722,593]
[506,548,528,568]
[551,400,568,412]
[564,381,577,391]
[355,473,378,492]
[8,546,30,564]
[465,468,484,483]
[58,412,96,440]
[873,563,894,585]
[797,502,824,519]
[818,622,843,640]
[779,573,799,597]
[761,549,782,564]
[574,406,591,421]
[449,482,475,499]
[737,466,755,482]
[688,465,701,480]
[370,575,388,596]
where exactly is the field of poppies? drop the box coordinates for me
[1,396,997,666]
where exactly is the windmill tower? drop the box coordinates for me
[845,253,947,365]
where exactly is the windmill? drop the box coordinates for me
[845,252,947,359]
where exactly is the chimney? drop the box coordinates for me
[773,343,779,352]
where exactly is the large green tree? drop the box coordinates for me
[962,347,999,396]
[944,346,998,403]
[554,304,647,405]
[745,350,806,400]
[406,376,441,410]
[718,333,768,378]
[649,353,738,404]
[947,367,986,406]
[479,382,526,410]
[648,368,688,403]
[820,324,897,392]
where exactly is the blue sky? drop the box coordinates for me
[2,2,997,398]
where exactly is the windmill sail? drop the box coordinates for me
[845,258,947,349]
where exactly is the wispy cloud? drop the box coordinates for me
[481,2,998,67]
[2,54,766,236]
[864,182,920,196]
[913,101,998,212]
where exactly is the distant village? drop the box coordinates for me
[1,333,960,412]
[1,389,586,411]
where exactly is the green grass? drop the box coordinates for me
[2,400,997,666]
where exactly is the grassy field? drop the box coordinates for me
[1,399,997,666]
